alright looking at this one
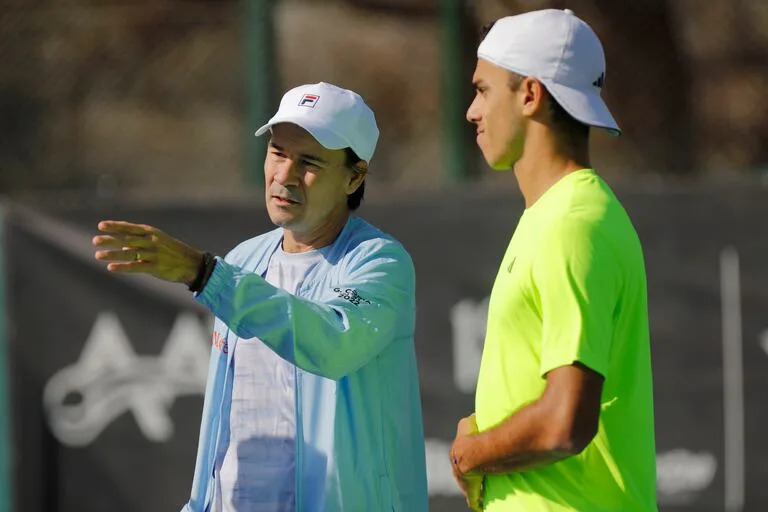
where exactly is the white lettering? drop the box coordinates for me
[450,297,489,393]
[656,449,717,504]
[425,438,461,496]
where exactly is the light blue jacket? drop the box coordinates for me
[182,216,428,512]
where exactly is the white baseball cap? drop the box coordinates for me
[478,9,620,135]
[255,82,379,162]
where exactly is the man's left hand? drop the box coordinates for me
[93,221,203,286]
[451,414,483,511]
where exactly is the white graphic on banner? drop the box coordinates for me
[760,329,768,357]
[656,449,717,505]
[424,438,461,496]
[43,311,210,447]
[450,296,489,394]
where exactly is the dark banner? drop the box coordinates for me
[6,208,211,512]
[5,185,768,511]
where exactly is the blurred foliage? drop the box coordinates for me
[0,0,766,199]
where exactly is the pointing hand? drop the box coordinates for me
[93,221,204,286]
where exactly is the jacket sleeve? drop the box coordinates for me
[195,240,415,380]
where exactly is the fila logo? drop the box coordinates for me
[299,94,319,108]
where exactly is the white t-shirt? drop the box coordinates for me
[211,245,326,512]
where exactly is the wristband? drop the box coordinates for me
[188,252,216,293]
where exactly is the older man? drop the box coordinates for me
[94,82,428,512]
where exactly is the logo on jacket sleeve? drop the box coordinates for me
[333,287,372,306]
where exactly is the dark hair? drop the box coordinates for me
[506,72,589,142]
[344,148,366,211]
[548,94,589,141]
[481,21,496,40]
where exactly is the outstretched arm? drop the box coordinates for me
[93,220,415,380]
[196,242,414,380]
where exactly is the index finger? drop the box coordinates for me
[97,220,155,235]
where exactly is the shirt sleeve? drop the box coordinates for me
[195,239,415,381]
[532,219,621,379]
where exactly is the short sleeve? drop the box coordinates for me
[532,219,621,379]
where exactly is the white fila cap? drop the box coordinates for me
[255,82,380,162]
[478,9,620,135]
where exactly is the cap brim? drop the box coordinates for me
[254,116,352,151]
[541,81,621,136]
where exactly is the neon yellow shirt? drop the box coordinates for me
[475,169,657,511]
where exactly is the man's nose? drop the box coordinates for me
[273,160,299,185]
[466,97,481,124]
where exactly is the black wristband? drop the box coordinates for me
[188,252,217,293]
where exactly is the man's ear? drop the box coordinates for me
[520,77,547,117]
[346,162,368,194]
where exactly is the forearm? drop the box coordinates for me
[455,401,576,475]
[197,258,408,380]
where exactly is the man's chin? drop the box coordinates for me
[481,149,515,171]
[489,158,515,171]
[267,210,299,229]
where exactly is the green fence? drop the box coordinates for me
[0,205,11,512]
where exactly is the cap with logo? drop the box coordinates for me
[255,82,380,162]
[478,9,620,135]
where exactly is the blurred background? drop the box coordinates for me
[1,0,767,511]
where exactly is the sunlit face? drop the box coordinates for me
[466,58,526,170]
[264,123,363,236]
